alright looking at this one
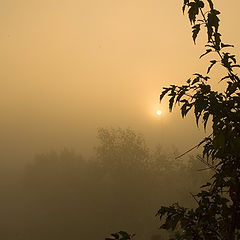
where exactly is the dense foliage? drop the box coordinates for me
[156,0,240,239]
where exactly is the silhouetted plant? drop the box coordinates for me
[157,0,240,239]
[105,0,240,239]
[105,231,136,240]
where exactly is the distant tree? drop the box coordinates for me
[150,145,184,172]
[23,148,89,197]
[96,128,149,170]
[24,148,85,180]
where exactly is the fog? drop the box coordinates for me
[0,128,211,240]
[0,0,239,239]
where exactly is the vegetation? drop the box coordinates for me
[96,128,149,169]
[0,128,208,240]
[157,0,240,239]
[106,0,240,239]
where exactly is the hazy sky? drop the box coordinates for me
[1,0,240,164]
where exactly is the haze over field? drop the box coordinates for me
[1,0,239,164]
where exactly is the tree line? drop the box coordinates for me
[0,128,208,240]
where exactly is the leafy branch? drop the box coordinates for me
[158,1,240,239]
[105,231,135,240]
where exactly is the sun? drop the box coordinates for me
[156,110,162,116]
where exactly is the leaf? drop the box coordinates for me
[203,111,210,129]
[200,49,212,59]
[169,214,181,230]
[160,223,167,230]
[192,76,200,85]
[201,182,212,188]
[208,10,220,31]
[181,102,193,118]
[200,84,211,93]
[198,1,204,8]
[229,54,237,64]
[188,3,199,24]
[206,23,213,42]
[192,24,201,43]
[206,10,221,43]
[232,64,240,68]
[206,0,214,10]
[221,43,234,49]
[221,53,231,69]
[169,95,175,112]
[220,75,231,82]
[182,0,189,14]
[214,32,221,50]
[205,44,217,49]
[160,88,170,102]
[193,73,204,77]
[176,89,186,102]
[207,60,217,74]
[119,231,131,239]
[106,232,135,240]
[111,233,120,239]
[214,133,225,150]
[182,4,188,14]
[227,82,238,95]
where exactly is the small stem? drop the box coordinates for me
[175,133,213,160]
[190,192,199,205]
[175,144,199,159]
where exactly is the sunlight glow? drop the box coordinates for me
[156,110,162,116]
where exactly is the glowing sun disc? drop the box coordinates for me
[156,110,162,116]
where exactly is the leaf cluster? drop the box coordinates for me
[160,0,240,161]
[156,191,233,240]
[158,0,240,239]
[105,231,135,240]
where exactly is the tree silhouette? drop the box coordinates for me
[156,0,240,239]
[96,128,149,170]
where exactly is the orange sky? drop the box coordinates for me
[0,0,239,164]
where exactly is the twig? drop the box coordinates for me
[196,155,218,172]
[175,144,199,160]
[190,192,199,205]
[175,133,213,160]
[197,167,212,172]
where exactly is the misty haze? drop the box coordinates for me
[1,0,240,239]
